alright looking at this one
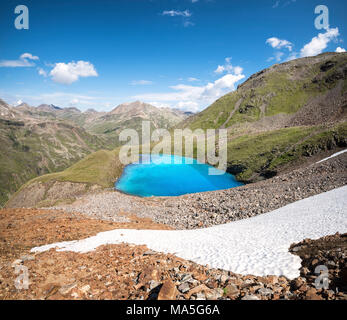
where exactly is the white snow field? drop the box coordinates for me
[316,149,347,163]
[32,186,347,279]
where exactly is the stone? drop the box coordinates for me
[80,285,90,294]
[178,282,190,293]
[149,280,161,290]
[20,255,35,262]
[224,284,239,297]
[305,288,323,300]
[241,294,260,300]
[59,283,77,295]
[195,292,206,300]
[206,288,223,300]
[158,280,178,300]
[257,287,273,297]
[292,277,305,290]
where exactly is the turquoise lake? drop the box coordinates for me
[115,154,243,197]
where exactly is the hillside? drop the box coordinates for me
[5,52,347,208]
[183,52,347,181]
[183,52,347,131]
[0,114,110,207]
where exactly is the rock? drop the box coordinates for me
[224,284,239,298]
[266,275,279,285]
[181,274,193,283]
[20,255,35,262]
[143,250,157,256]
[241,294,260,300]
[158,280,178,300]
[305,288,323,300]
[149,280,161,290]
[220,274,229,283]
[185,284,212,299]
[206,288,223,300]
[11,259,23,267]
[80,285,90,294]
[178,282,190,293]
[291,277,305,290]
[257,288,273,297]
[340,267,347,284]
[196,292,206,300]
[59,283,77,296]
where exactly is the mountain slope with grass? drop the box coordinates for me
[183,52,347,181]
[5,52,347,208]
[0,104,113,207]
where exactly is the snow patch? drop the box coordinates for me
[316,149,347,164]
[32,186,347,279]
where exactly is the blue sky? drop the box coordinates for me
[0,0,346,112]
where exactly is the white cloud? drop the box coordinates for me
[336,47,346,53]
[20,53,39,60]
[131,80,154,85]
[300,27,339,57]
[214,57,243,75]
[0,52,39,67]
[38,68,47,77]
[272,1,280,8]
[133,71,245,112]
[187,77,199,82]
[15,100,23,106]
[162,10,191,17]
[266,37,293,51]
[162,9,194,27]
[49,61,98,84]
[267,51,285,62]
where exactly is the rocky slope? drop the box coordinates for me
[0,208,345,300]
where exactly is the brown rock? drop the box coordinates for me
[266,275,279,285]
[158,280,178,300]
[305,288,323,300]
[224,284,239,298]
[186,284,212,299]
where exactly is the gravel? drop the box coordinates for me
[50,152,347,230]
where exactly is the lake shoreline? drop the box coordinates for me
[49,151,347,230]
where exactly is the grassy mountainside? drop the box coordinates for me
[184,52,347,130]
[0,117,110,207]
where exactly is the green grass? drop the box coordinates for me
[24,148,123,189]
[185,53,347,130]
[226,126,315,181]
[0,121,113,207]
